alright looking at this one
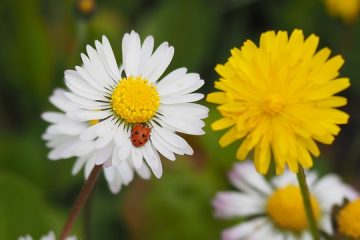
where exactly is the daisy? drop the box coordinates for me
[42,89,151,194]
[324,0,360,23]
[62,31,208,178]
[18,231,76,240]
[335,198,360,239]
[207,29,350,174]
[212,162,358,240]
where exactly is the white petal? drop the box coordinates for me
[116,160,134,185]
[72,155,89,175]
[95,129,115,149]
[300,231,312,240]
[83,46,113,87]
[158,103,209,119]
[138,35,154,74]
[229,162,273,195]
[123,31,141,77]
[312,174,358,212]
[143,143,160,170]
[160,93,204,104]
[104,165,115,182]
[65,70,107,101]
[94,144,113,165]
[49,89,78,112]
[118,139,132,162]
[156,67,187,89]
[131,147,143,168]
[155,114,205,135]
[152,123,193,155]
[42,112,75,124]
[158,73,204,97]
[213,191,265,218]
[147,45,174,83]
[250,223,277,240]
[150,134,176,161]
[143,143,162,178]
[73,141,95,156]
[80,121,102,140]
[114,123,127,146]
[96,118,117,137]
[84,158,96,179]
[95,36,121,81]
[142,42,173,82]
[221,218,267,240]
[111,147,120,166]
[46,124,86,136]
[64,92,108,110]
[67,110,111,121]
[75,66,106,91]
[135,162,152,180]
[319,214,333,235]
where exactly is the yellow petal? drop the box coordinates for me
[315,96,347,107]
[307,78,350,100]
[219,127,238,147]
[297,144,313,168]
[236,138,251,160]
[218,102,246,113]
[206,92,227,104]
[211,118,234,130]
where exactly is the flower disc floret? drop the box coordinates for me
[111,76,160,124]
[266,185,321,232]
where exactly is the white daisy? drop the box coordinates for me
[212,162,358,240]
[18,231,76,240]
[42,89,151,194]
[62,30,208,178]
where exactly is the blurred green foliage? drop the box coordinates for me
[1,0,360,239]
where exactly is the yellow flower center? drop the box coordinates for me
[263,94,285,115]
[266,185,321,232]
[337,199,360,238]
[111,76,160,124]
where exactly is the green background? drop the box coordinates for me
[0,0,359,239]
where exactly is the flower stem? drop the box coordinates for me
[60,164,103,240]
[296,165,320,240]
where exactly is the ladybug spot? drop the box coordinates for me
[142,133,146,137]
[139,141,143,145]
[135,131,139,135]
[132,139,136,143]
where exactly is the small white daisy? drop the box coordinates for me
[212,162,358,240]
[42,89,151,194]
[18,231,76,240]
[61,30,208,178]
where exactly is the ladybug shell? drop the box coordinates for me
[130,124,151,147]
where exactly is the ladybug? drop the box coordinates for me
[130,123,151,147]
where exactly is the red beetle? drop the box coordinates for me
[130,123,151,147]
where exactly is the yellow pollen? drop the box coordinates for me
[263,94,285,115]
[266,185,321,232]
[111,76,160,124]
[88,119,99,126]
[337,199,360,238]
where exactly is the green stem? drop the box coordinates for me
[60,164,102,240]
[296,165,320,240]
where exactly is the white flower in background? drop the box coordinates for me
[18,231,76,240]
[59,30,208,178]
[42,89,151,193]
[212,162,358,240]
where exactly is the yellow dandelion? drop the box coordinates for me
[324,0,360,24]
[207,29,350,174]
